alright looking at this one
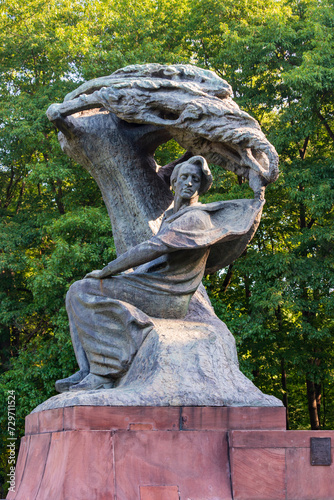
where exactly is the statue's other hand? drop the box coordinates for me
[84,267,112,279]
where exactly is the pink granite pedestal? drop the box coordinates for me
[7,406,334,500]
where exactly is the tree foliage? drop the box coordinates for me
[0,0,333,493]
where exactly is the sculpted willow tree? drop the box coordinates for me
[34,63,282,410]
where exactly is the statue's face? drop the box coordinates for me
[174,163,202,201]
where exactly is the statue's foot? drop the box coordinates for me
[69,373,114,391]
[55,369,89,393]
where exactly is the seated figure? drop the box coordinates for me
[56,156,263,392]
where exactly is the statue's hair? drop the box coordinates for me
[170,156,213,195]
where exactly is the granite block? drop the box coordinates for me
[35,430,114,500]
[6,436,30,500]
[63,405,180,431]
[230,429,334,448]
[181,406,286,431]
[24,412,39,435]
[38,408,64,434]
[13,433,51,500]
[286,447,334,500]
[231,447,286,500]
[114,430,232,500]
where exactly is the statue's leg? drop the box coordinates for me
[63,277,154,391]
[58,274,193,392]
[54,291,90,392]
[66,292,90,372]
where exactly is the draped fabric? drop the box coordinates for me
[66,197,264,377]
[154,198,264,273]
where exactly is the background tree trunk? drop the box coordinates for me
[306,379,320,430]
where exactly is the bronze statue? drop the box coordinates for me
[37,64,282,409]
[56,156,264,392]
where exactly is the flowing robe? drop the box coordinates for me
[66,198,263,378]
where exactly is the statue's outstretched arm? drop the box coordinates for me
[85,238,170,279]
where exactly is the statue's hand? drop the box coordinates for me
[84,267,112,279]
[46,103,63,122]
[249,169,268,200]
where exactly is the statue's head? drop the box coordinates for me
[171,156,213,203]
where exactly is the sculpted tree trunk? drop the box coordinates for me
[55,110,173,254]
[34,64,283,411]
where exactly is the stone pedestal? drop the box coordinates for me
[7,406,334,500]
[230,429,334,500]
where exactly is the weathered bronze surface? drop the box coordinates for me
[310,437,332,466]
[35,64,285,410]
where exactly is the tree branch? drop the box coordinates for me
[222,263,233,293]
[307,218,316,229]
[317,110,334,143]
[299,136,309,160]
